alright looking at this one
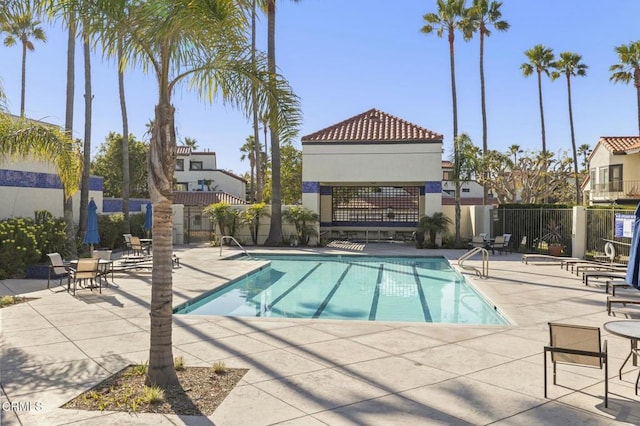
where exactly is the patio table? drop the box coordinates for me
[603,320,640,379]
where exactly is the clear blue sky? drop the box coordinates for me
[1,0,639,176]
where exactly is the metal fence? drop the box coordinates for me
[585,208,634,262]
[491,208,574,256]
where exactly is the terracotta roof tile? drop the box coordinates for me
[173,191,246,206]
[598,136,640,154]
[301,108,443,143]
[176,146,191,155]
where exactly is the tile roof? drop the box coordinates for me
[176,146,191,155]
[442,160,453,168]
[173,191,246,206]
[301,108,443,143]
[597,136,640,154]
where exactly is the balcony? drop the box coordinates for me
[589,179,640,202]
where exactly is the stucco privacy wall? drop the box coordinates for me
[0,157,103,221]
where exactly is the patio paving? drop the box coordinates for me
[1,244,640,425]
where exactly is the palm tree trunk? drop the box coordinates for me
[537,70,547,154]
[448,28,458,139]
[251,0,262,203]
[64,19,77,258]
[20,41,27,116]
[118,38,131,232]
[635,68,640,135]
[479,30,488,205]
[566,74,580,204]
[79,26,92,238]
[265,0,283,245]
[146,98,179,388]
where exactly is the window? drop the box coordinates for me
[589,168,596,190]
[442,170,453,181]
[190,161,203,170]
[609,164,623,192]
[598,167,608,186]
[175,159,184,171]
[332,186,419,223]
[174,182,188,191]
[462,188,470,193]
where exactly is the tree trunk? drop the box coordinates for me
[145,100,178,388]
[448,27,458,139]
[251,0,262,203]
[118,38,131,233]
[64,19,77,258]
[79,27,92,238]
[265,0,283,245]
[635,68,640,135]
[537,70,547,154]
[479,29,488,205]
[20,40,27,116]
[566,74,580,204]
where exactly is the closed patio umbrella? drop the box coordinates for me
[83,199,100,253]
[625,202,640,289]
[143,202,152,236]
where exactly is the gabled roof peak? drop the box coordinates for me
[301,108,443,143]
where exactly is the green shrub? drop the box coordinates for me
[0,213,66,279]
[97,212,146,250]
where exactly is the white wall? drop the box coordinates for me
[302,142,442,182]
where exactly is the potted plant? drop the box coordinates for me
[542,220,564,256]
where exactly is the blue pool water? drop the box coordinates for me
[174,255,508,325]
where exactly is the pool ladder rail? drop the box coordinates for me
[219,235,252,259]
[458,247,489,278]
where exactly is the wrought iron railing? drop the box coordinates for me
[589,180,640,200]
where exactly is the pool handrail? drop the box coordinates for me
[219,235,251,258]
[458,247,489,277]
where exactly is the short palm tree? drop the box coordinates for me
[552,52,587,204]
[521,45,555,154]
[609,40,640,135]
[182,137,199,150]
[240,136,258,201]
[463,0,509,204]
[1,1,47,116]
[417,212,452,248]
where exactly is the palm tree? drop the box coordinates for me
[240,135,258,201]
[1,1,46,116]
[0,113,82,198]
[552,52,587,204]
[79,14,94,239]
[508,144,522,164]
[450,133,480,244]
[182,137,198,150]
[422,0,467,141]
[251,0,263,202]
[464,0,508,204]
[609,41,640,135]
[577,143,591,171]
[521,44,555,154]
[94,0,300,388]
[264,0,301,246]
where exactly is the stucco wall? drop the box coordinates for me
[302,142,442,182]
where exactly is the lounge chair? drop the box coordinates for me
[607,295,640,316]
[47,253,69,289]
[521,254,579,265]
[544,322,608,407]
[583,271,627,287]
[605,279,633,295]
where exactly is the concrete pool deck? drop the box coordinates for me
[1,244,640,425]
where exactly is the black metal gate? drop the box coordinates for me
[183,206,215,244]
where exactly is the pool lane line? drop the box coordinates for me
[264,262,323,313]
[413,265,433,322]
[368,264,384,321]
[312,264,353,319]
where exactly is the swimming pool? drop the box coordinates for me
[174,255,508,325]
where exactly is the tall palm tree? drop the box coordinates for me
[79,14,94,238]
[1,1,46,116]
[521,44,555,154]
[241,135,258,201]
[422,0,466,245]
[464,0,508,204]
[451,133,480,242]
[552,52,587,204]
[251,0,263,202]
[264,0,301,246]
[95,0,300,388]
[610,40,640,135]
[508,144,522,164]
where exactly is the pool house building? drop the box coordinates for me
[301,108,444,241]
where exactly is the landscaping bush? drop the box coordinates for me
[97,213,146,250]
[0,213,66,279]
